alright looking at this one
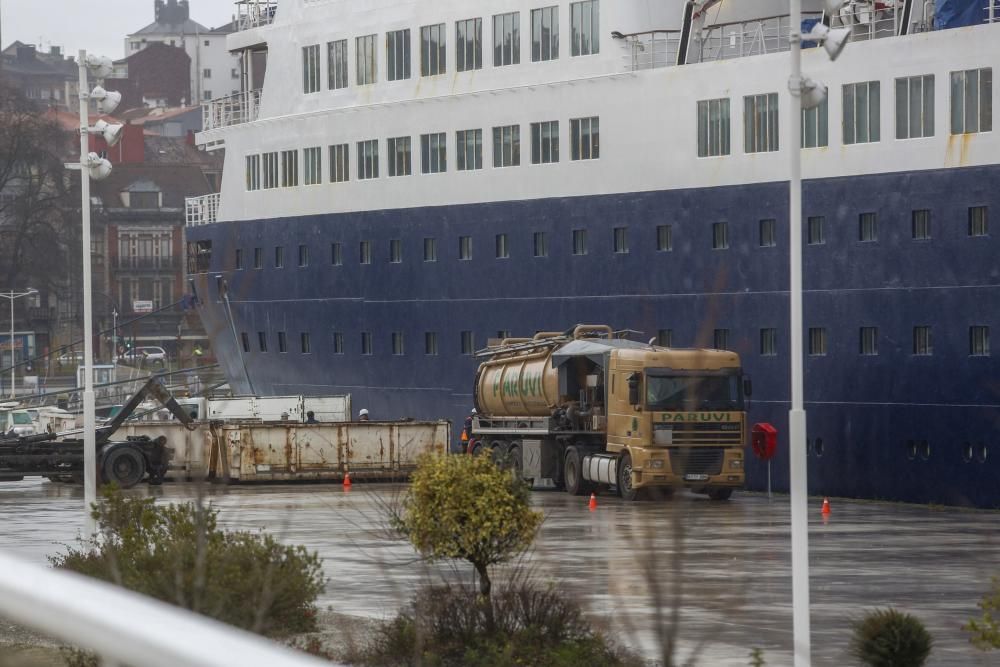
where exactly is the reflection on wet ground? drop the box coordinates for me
[1,478,997,666]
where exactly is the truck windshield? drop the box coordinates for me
[646,374,743,411]
[12,413,32,425]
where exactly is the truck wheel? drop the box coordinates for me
[707,487,733,501]
[506,444,524,478]
[102,447,146,489]
[563,447,588,496]
[617,452,643,502]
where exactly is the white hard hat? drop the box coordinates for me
[470,408,477,414]
[359,408,369,416]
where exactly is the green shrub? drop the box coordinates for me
[965,576,1000,650]
[850,608,933,667]
[51,486,325,637]
[356,581,644,667]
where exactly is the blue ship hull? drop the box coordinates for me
[188,164,1000,507]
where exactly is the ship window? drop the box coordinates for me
[333,332,344,354]
[301,332,311,354]
[495,233,509,259]
[698,98,731,157]
[262,152,279,189]
[424,238,437,262]
[712,222,728,250]
[801,97,828,148]
[459,235,472,260]
[328,39,349,90]
[331,242,343,266]
[572,229,587,256]
[356,34,377,85]
[860,327,878,356]
[613,227,628,254]
[388,137,412,177]
[302,44,321,94]
[241,332,250,353]
[531,6,559,62]
[533,232,548,258]
[258,332,267,352]
[759,219,776,247]
[570,0,599,56]
[456,18,483,72]
[657,225,673,251]
[859,212,878,242]
[570,116,599,160]
[304,147,322,185]
[912,209,931,240]
[843,81,881,145]
[461,330,475,355]
[807,216,825,245]
[386,29,411,81]
[493,12,520,67]
[245,154,260,191]
[531,120,559,164]
[390,239,402,263]
[760,328,776,356]
[808,328,826,356]
[714,329,730,351]
[743,93,779,153]
[357,139,379,179]
[420,23,446,76]
[280,149,299,187]
[392,332,404,355]
[951,67,992,135]
[253,247,263,269]
[274,246,284,269]
[971,326,990,356]
[425,332,439,355]
[913,326,932,356]
[361,332,372,355]
[658,329,673,347]
[298,245,309,267]
[235,248,244,270]
[896,74,934,139]
[360,240,372,265]
[492,125,520,167]
[421,132,447,173]
[969,206,988,237]
[457,129,483,171]
[330,143,350,183]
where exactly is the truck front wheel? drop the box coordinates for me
[618,452,643,502]
[101,447,146,489]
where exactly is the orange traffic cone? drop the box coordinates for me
[589,492,597,511]
[343,472,352,489]
[821,497,831,516]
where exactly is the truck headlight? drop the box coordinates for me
[651,459,664,469]
[729,459,743,469]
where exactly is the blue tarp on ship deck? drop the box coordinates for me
[936,0,999,28]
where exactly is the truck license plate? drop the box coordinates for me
[684,473,709,481]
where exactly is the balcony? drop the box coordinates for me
[236,0,277,31]
[112,257,181,272]
[186,193,220,227]
[202,89,261,132]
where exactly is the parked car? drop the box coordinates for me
[119,346,167,365]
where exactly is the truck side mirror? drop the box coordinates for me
[743,377,753,397]
[627,372,641,407]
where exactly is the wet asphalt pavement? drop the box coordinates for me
[0,478,997,666]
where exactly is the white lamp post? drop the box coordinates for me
[0,288,38,398]
[788,2,849,665]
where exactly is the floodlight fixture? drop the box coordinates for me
[92,119,124,147]
[90,86,122,114]
[799,77,828,110]
[805,24,851,61]
[84,152,113,180]
[84,54,114,79]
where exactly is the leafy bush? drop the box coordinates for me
[850,608,933,667]
[965,576,1000,650]
[356,581,644,667]
[51,486,324,637]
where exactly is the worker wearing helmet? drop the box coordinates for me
[358,408,370,422]
[462,408,477,453]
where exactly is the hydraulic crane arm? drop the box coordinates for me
[96,376,196,444]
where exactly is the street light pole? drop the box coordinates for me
[1,289,38,399]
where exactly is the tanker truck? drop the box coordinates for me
[470,325,751,501]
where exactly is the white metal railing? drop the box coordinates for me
[202,89,261,132]
[236,0,278,31]
[622,31,682,71]
[0,550,335,667]
[186,193,221,227]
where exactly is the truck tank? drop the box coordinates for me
[474,325,612,417]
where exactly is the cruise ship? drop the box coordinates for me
[185,0,1000,507]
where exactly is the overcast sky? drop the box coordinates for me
[2,0,236,60]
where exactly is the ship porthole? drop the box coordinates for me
[814,438,824,458]
[906,440,916,461]
[919,440,931,461]
[978,444,989,464]
[963,443,974,463]
[806,438,812,456]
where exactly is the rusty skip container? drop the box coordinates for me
[208,420,450,482]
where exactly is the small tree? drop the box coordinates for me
[966,577,1000,650]
[395,453,542,599]
[850,608,933,667]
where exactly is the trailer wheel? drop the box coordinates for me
[563,447,588,496]
[102,447,146,489]
[617,452,643,502]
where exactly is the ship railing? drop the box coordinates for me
[621,30,682,71]
[831,2,901,41]
[236,0,277,31]
[0,549,334,667]
[186,193,221,228]
[202,89,261,131]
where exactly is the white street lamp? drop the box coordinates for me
[0,288,38,399]
[788,2,849,665]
